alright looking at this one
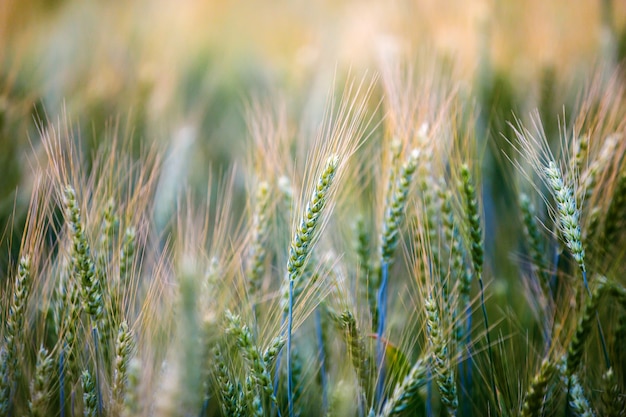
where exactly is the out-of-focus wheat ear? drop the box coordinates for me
[119,227,136,287]
[583,207,601,252]
[616,310,626,371]
[263,336,286,369]
[578,134,618,204]
[29,345,55,417]
[608,277,626,307]
[519,193,550,292]
[278,175,294,216]
[329,309,373,409]
[567,277,608,376]
[63,186,111,348]
[247,181,271,305]
[607,280,626,369]
[437,181,455,302]
[568,374,596,417]
[111,226,136,328]
[521,359,556,417]
[81,370,98,417]
[459,165,483,276]
[379,357,428,417]
[0,351,9,417]
[543,162,588,286]
[571,134,589,178]
[379,149,420,263]
[425,297,458,417]
[354,215,375,321]
[244,376,264,417]
[112,321,136,412]
[418,158,441,276]
[600,368,624,417]
[98,198,117,253]
[376,149,419,403]
[121,358,141,417]
[438,183,468,341]
[603,169,626,247]
[0,255,32,416]
[155,258,203,417]
[214,345,242,416]
[225,311,277,412]
[62,276,82,385]
[384,139,403,210]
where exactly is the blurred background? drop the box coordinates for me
[2,0,626,275]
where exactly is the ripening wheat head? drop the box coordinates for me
[510,113,591,277]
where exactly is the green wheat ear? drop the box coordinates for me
[113,321,136,411]
[119,226,136,286]
[567,277,608,376]
[519,193,550,289]
[543,162,586,275]
[0,255,32,417]
[287,154,339,283]
[247,180,271,307]
[379,149,419,263]
[63,186,111,347]
[459,165,483,276]
[425,297,458,417]
[285,154,339,417]
[379,356,428,417]
[29,346,55,417]
[329,308,373,407]
[81,369,98,417]
[568,374,596,417]
[214,345,244,416]
[600,368,624,417]
[225,311,277,411]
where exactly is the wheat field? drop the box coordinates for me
[1,1,626,416]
